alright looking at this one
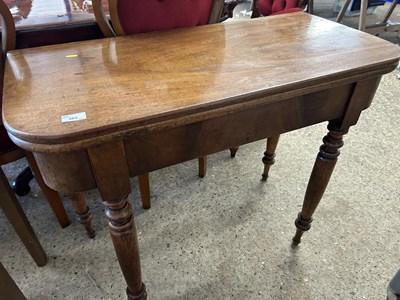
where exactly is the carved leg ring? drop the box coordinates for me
[105,196,147,300]
[292,125,348,245]
[262,135,280,181]
[88,141,146,299]
[70,192,95,238]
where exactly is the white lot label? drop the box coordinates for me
[61,112,87,123]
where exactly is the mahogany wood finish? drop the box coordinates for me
[198,157,207,178]
[92,0,230,207]
[70,192,95,238]
[24,152,70,228]
[229,147,239,158]
[14,23,103,50]
[138,173,150,209]
[293,125,347,245]
[88,141,146,300]
[2,14,399,299]
[250,0,306,182]
[252,0,281,183]
[262,136,280,181]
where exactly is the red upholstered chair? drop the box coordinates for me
[0,1,101,237]
[94,0,231,36]
[93,0,238,208]
[0,1,72,229]
[251,0,304,18]
[1,1,100,238]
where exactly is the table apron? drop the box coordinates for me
[32,78,380,193]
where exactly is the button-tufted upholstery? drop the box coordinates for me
[258,0,303,16]
[117,0,214,34]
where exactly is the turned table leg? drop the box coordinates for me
[138,174,151,209]
[262,135,280,181]
[198,156,207,178]
[88,142,146,300]
[229,147,239,158]
[106,195,146,300]
[292,125,348,245]
[70,192,95,238]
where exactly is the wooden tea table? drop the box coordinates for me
[2,12,399,299]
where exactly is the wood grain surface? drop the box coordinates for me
[3,13,399,147]
[3,13,399,298]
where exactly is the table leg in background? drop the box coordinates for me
[70,192,95,238]
[262,135,280,181]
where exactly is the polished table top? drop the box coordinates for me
[3,13,399,150]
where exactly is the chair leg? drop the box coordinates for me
[229,147,239,158]
[0,262,27,300]
[0,168,47,267]
[198,156,207,178]
[138,174,151,209]
[251,0,260,18]
[70,193,95,238]
[24,152,70,228]
[262,135,280,181]
[12,166,34,196]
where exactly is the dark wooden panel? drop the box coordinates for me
[124,83,354,176]
[13,22,103,49]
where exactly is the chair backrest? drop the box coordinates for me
[0,0,22,157]
[252,0,302,17]
[0,0,15,62]
[93,0,226,37]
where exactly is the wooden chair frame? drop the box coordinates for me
[1,0,70,229]
[93,0,226,37]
